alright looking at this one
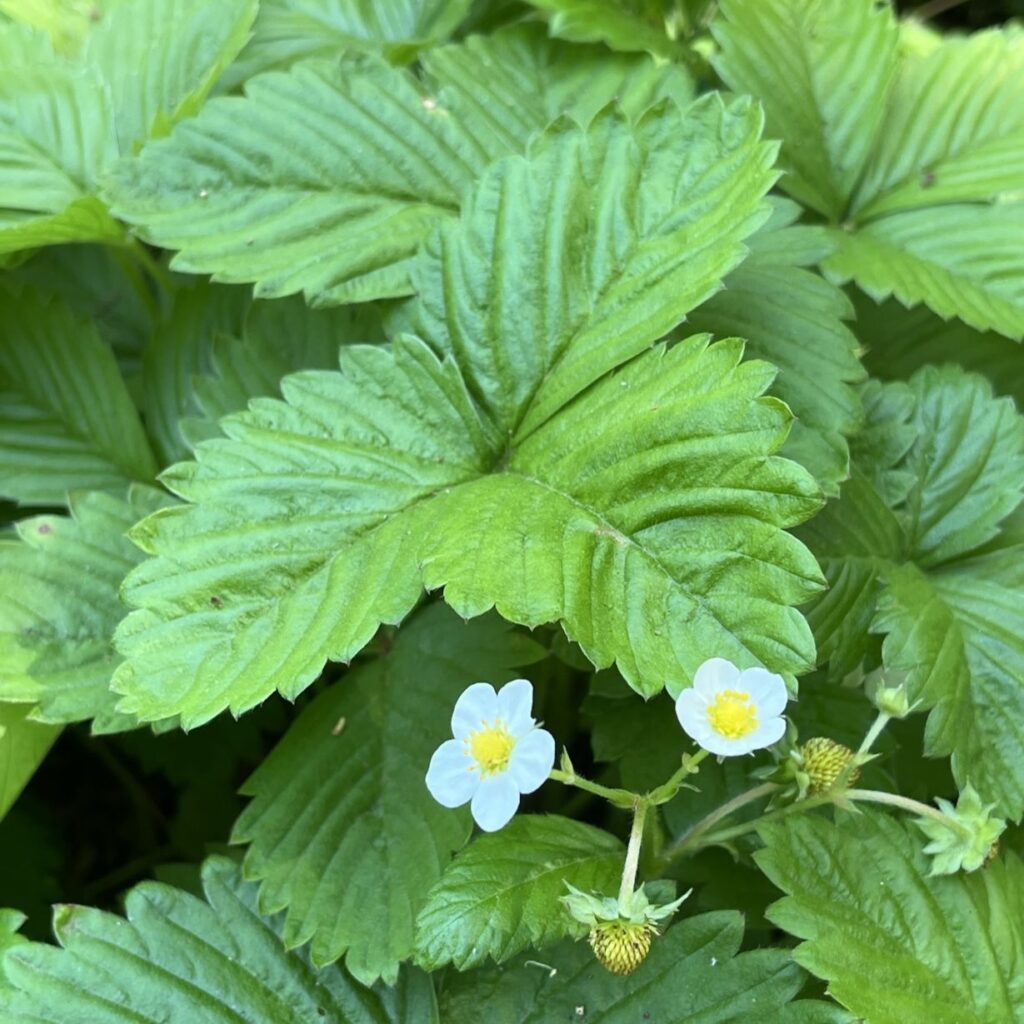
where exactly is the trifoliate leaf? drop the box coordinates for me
[112,105,824,727]
[0,857,438,1023]
[0,487,168,732]
[0,287,157,505]
[225,0,474,86]
[714,0,1024,339]
[438,912,853,1023]
[758,810,1024,1024]
[232,604,544,986]
[687,197,865,494]
[713,0,899,220]
[422,23,693,164]
[414,815,624,970]
[0,705,58,823]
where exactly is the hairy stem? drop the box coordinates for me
[549,768,633,804]
[846,789,973,837]
[619,799,649,903]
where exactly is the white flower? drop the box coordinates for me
[425,679,555,832]
[675,657,788,757]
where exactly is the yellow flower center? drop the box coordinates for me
[466,720,516,777]
[707,689,758,739]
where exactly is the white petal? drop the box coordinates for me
[471,773,520,832]
[694,730,758,758]
[497,678,535,735]
[739,668,789,717]
[692,658,741,699]
[451,682,499,738]
[736,714,787,754]
[509,728,555,794]
[425,739,478,808]
[675,688,709,739]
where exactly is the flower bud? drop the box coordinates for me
[875,684,912,719]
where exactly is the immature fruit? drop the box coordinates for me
[801,737,860,794]
[588,921,656,975]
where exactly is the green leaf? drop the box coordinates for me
[0,0,257,255]
[824,204,1024,340]
[0,287,157,505]
[414,815,623,970]
[0,856,438,1023]
[181,294,384,449]
[421,22,694,165]
[411,96,778,439]
[757,809,1024,1023]
[686,198,865,495]
[0,705,58,823]
[112,106,823,727]
[901,367,1024,567]
[0,64,123,252]
[850,29,1024,219]
[225,0,474,85]
[522,0,686,60]
[105,58,483,305]
[0,488,168,732]
[713,0,898,220]
[874,562,1024,820]
[855,293,1024,411]
[438,912,852,1023]
[85,0,257,152]
[141,280,252,466]
[232,604,544,985]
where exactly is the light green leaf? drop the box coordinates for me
[901,367,1024,567]
[855,293,1024,411]
[0,287,157,505]
[522,0,686,60]
[874,562,1024,819]
[686,198,865,495]
[141,280,252,465]
[233,604,544,985]
[412,96,778,438]
[0,488,168,732]
[0,856,438,1023]
[824,204,1024,340]
[851,29,1024,219]
[181,294,384,449]
[421,22,694,165]
[113,107,823,727]
[0,705,59,823]
[85,0,258,152]
[0,64,123,252]
[757,810,1024,1024]
[105,58,482,305]
[414,815,623,970]
[438,912,853,1023]
[713,0,898,220]
[225,0,474,85]
[0,907,27,966]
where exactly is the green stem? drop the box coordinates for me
[696,793,835,848]
[619,799,649,903]
[127,238,174,294]
[846,789,973,838]
[658,782,781,867]
[549,768,633,804]
[857,710,892,756]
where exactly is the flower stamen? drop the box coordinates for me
[706,689,758,739]
[466,719,516,777]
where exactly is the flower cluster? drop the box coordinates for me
[426,658,790,831]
